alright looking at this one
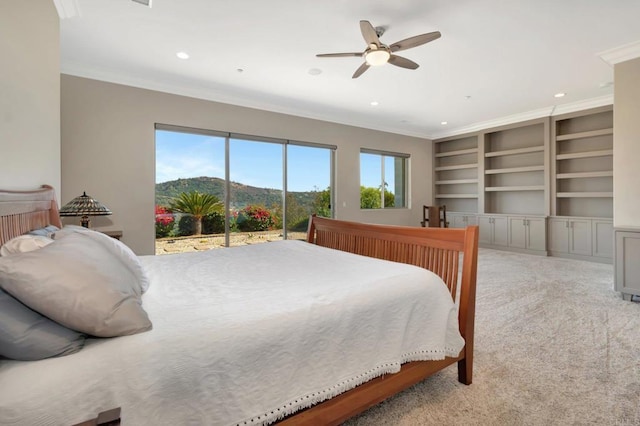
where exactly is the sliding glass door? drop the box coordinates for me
[229,137,283,247]
[155,125,334,253]
[285,144,333,239]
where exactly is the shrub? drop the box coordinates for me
[203,211,225,234]
[177,214,196,236]
[155,205,175,238]
[235,205,275,232]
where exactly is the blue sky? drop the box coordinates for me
[156,130,389,192]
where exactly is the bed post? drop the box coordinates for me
[457,225,479,385]
[306,214,317,243]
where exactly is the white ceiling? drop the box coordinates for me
[58,0,640,139]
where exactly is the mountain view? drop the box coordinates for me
[155,177,321,209]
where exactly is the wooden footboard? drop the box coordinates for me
[279,215,480,425]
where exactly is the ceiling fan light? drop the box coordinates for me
[365,50,390,66]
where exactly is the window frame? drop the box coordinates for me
[359,148,410,210]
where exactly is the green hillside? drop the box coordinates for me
[155,177,318,209]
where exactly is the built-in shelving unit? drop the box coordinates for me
[433,134,479,213]
[431,107,614,263]
[483,118,550,216]
[551,106,613,218]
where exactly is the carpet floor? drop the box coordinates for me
[344,249,640,426]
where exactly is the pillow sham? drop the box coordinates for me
[0,232,152,337]
[54,225,150,293]
[0,234,53,257]
[27,224,60,238]
[0,289,85,361]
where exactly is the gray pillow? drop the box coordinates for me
[0,232,152,337]
[0,289,85,361]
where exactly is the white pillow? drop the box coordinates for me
[0,235,54,257]
[0,232,152,337]
[54,225,150,293]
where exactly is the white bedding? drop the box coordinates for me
[0,240,464,426]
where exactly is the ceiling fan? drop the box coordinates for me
[316,20,441,79]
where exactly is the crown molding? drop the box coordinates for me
[598,40,640,66]
[60,64,431,139]
[53,0,81,19]
[429,95,614,140]
[60,63,613,142]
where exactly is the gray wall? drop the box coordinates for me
[0,0,60,198]
[614,57,640,228]
[61,75,433,255]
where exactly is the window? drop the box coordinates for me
[155,125,335,252]
[360,149,408,209]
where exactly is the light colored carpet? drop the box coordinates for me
[345,248,640,426]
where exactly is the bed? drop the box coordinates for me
[0,185,479,426]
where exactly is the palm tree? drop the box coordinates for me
[169,191,223,235]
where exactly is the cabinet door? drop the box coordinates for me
[478,216,493,245]
[465,215,478,226]
[492,216,509,247]
[569,220,592,256]
[508,217,527,249]
[592,220,613,258]
[548,218,569,253]
[526,218,546,251]
[448,213,466,229]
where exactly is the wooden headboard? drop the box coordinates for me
[0,185,62,246]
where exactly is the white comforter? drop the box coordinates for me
[0,240,464,426]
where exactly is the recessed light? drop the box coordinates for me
[176,51,190,60]
[370,101,379,106]
[237,68,244,73]
[441,121,448,125]
[308,68,322,76]
[554,92,566,98]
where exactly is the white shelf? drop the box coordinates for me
[435,148,478,158]
[556,128,613,141]
[556,171,613,179]
[556,149,613,160]
[485,165,545,174]
[484,145,544,158]
[435,179,479,185]
[486,186,545,192]
[435,194,479,199]
[556,192,613,198]
[434,163,478,172]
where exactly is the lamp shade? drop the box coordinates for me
[59,192,111,227]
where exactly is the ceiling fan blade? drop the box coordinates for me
[388,55,419,70]
[316,52,363,58]
[389,31,441,52]
[360,20,381,46]
[352,62,370,79]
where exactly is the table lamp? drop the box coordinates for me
[59,192,112,228]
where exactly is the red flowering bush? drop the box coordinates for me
[155,205,175,238]
[235,205,275,232]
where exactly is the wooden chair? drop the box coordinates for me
[420,205,448,228]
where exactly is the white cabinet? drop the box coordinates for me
[478,215,508,247]
[592,219,613,258]
[448,212,478,229]
[548,217,612,262]
[615,229,640,299]
[508,216,546,252]
[479,214,546,254]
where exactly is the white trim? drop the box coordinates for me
[52,0,80,19]
[60,64,430,140]
[431,95,614,140]
[61,63,613,142]
[598,40,640,66]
